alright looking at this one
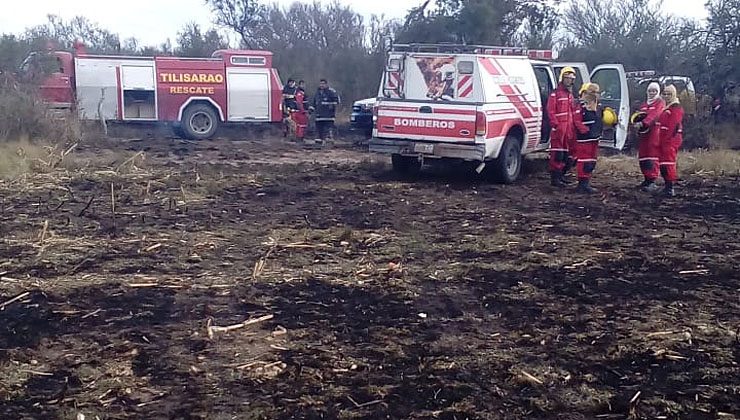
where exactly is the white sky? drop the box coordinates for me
[0,0,709,47]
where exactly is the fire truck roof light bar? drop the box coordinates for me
[390,43,553,59]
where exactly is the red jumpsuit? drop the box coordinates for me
[546,84,580,173]
[290,90,309,140]
[657,104,684,182]
[636,99,665,181]
[574,106,603,180]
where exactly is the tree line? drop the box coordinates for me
[1,0,739,108]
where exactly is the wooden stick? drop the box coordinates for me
[81,308,103,319]
[78,196,94,217]
[127,283,159,288]
[110,182,116,234]
[0,291,31,310]
[19,369,54,376]
[679,269,709,275]
[144,243,162,252]
[208,314,274,337]
[347,395,383,409]
[116,151,144,172]
[646,331,676,338]
[39,220,49,244]
[520,370,543,385]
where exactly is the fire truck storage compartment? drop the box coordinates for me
[226,69,270,121]
[121,65,157,119]
[74,58,119,120]
[74,57,157,121]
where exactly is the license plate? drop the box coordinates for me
[413,143,434,154]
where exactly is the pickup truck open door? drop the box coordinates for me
[590,64,629,150]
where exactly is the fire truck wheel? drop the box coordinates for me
[491,135,522,184]
[391,154,421,176]
[182,104,219,140]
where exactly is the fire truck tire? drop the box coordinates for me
[491,134,522,184]
[182,104,219,140]
[391,154,421,176]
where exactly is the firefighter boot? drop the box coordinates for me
[637,178,651,189]
[662,181,675,197]
[551,171,566,188]
[642,180,661,193]
[576,179,597,194]
[561,158,575,184]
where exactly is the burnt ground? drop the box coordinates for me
[0,135,738,420]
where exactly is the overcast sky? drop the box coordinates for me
[0,0,710,47]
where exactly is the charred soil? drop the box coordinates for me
[1,136,738,419]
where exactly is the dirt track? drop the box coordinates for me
[1,136,739,420]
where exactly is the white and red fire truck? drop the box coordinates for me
[30,45,283,139]
[369,43,631,183]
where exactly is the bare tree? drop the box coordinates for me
[176,23,229,57]
[205,0,266,48]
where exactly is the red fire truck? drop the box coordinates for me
[28,45,284,139]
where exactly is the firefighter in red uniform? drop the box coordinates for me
[657,84,684,197]
[633,82,665,192]
[547,67,580,187]
[573,83,603,194]
[291,88,309,141]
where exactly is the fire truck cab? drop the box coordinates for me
[29,48,283,139]
[369,43,630,183]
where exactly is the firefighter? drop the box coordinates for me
[546,67,580,187]
[282,79,299,138]
[282,79,298,111]
[297,80,309,108]
[573,83,603,194]
[657,84,684,197]
[633,81,665,192]
[291,88,309,141]
[311,78,340,140]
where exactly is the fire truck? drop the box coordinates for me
[369,43,631,183]
[28,45,284,139]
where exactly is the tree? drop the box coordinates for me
[705,0,740,94]
[396,0,560,46]
[175,23,228,57]
[24,15,122,53]
[558,0,679,72]
[205,0,266,48]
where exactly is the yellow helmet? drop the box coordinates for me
[630,111,650,133]
[559,66,576,82]
[602,107,617,126]
[579,82,591,96]
[630,111,646,125]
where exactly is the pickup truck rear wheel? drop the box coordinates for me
[182,104,219,140]
[491,135,522,184]
[391,154,421,175]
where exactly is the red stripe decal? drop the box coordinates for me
[460,85,473,98]
[479,58,533,119]
[489,58,537,117]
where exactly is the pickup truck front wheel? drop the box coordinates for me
[491,135,522,184]
[391,154,421,175]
